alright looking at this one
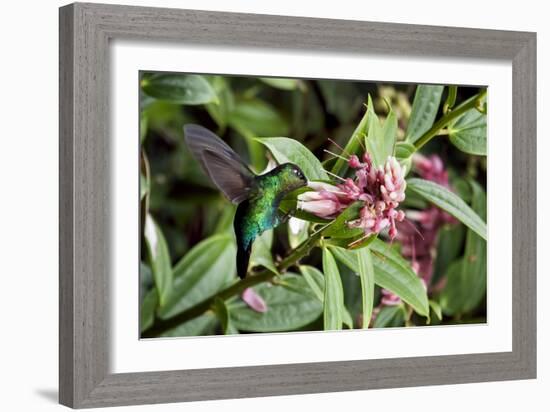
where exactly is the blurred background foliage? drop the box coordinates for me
[140,72,487,337]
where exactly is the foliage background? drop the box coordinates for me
[139,72,487,337]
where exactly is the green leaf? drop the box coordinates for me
[140,173,149,200]
[213,297,238,335]
[256,137,329,181]
[342,308,354,329]
[461,181,487,312]
[141,74,218,105]
[407,178,487,240]
[357,248,375,328]
[140,289,158,333]
[373,305,405,328]
[438,260,463,316]
[288,218,309,249]
[330,240,429,317]
[432,223,466,286]
[322,248,344,330]
[299,265,325,302]
[317,80,363,123]
[365,95,398,166]
[160,313,218,337]
[395,141,416,160]
[448,105,487,155]
[440,181,487,315]
[369,241,429,317]
[144,215,173,307]
[158,235,236,319]
[300,265,355,329]
[205,76,235,130]
[324,233,376,250]
[331,107,368,176]
[395,141,416,174]
[140,113,148,144]
[322,202,364,238]
[260,77,303,90]
[249,230,279,275]
[443,85,458,113]
[429,300,443,321]
[229,98,289,137]
[227,97,288,172]
[406,85,444,143]
[227,274,323,332]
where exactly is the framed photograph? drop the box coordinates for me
[59,2,536,408]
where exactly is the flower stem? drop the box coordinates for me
[141,224,327,338]
[413,90,487,151]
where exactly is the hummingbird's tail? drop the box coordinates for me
[236,243,251,279]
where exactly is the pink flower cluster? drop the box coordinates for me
[370,153,456,322]
[297,152,407,240]
[398,154,456,284]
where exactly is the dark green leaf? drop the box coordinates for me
[331,240,429,317]
[357,248,375,328]
[369,241,429,317]
[249,230,279,275]
[160,313,218,337]
[141,74,218,105]
[144,215,173,307]
[406,85,444,143]
[322,202,364,238]
[300,264,355,329]
[140,289,158,333]
[395,141,416,160]
[373,305,405,328]
[205,76,235,130]
[440,181,487,315]
[317,80,363,123]
[158,235,236,319]
[288,218,309,249]
[260,77,303,90]
[322,248,344,330]
[432,223,466,286]
[323,233,376,250]
[227,274,323,332]
[395,141,416,175]
[140,173,149,200]
[342,308,354,329]
[443,85,458,113]
[213,297,237,335]
[229,98,289,137]
[299,265,324,302]
[365,95,397,166]
[407,178,487,240]
[429,300,443,321]
[140,113,148,144]
[256,137,329,181]
[452,177,473,203]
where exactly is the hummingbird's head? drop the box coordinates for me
[276,163,308,191]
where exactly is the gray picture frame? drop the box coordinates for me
[59,2,537,408]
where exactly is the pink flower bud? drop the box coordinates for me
[241,288,268,313]
[297,199,341,218]
[349,155,361,168]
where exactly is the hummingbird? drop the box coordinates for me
[184,124,308,279]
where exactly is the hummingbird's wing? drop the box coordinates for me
[184,124,255,204]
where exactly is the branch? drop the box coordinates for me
[413,90,487,150]
[142,224,327,338]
